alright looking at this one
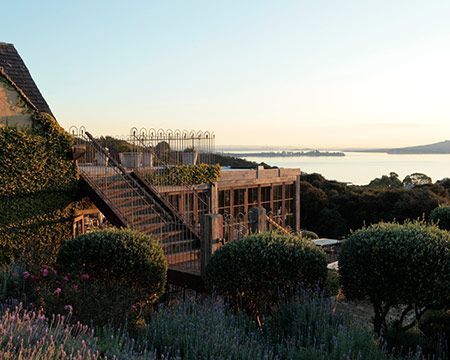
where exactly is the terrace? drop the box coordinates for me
[70,126,301,287]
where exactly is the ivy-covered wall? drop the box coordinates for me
[0,112,77,268]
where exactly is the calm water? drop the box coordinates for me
[241,152,450,185]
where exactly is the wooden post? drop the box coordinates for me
[200,213,223,278]
[295,174,301,233]
[248,206,267,234]
[210,182,219,214]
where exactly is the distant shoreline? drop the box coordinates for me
[223,150,345,158]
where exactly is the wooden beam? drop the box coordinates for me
[295,174,301,233]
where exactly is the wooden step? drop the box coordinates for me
[161,239,200,254]
[134,222,166,234]
[112,197,148,208]
[120,204,154,217]
[132,213,160,226]
[160,229,186,241]
[166,249,200,265]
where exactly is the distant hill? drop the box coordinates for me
[388,140,450,154]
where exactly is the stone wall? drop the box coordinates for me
[0,76,33,128]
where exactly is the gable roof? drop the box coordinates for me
[0,42,53,115]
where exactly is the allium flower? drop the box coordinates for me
[64,304,73,313]
[81,273,90,281]
[23,271,31,279]
[54,287,62,296]
[131,304,138,311]
[41,268,49,277]
[72,284,79,292]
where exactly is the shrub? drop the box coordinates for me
[339,221,450,334]
[205,232,327,322]
[430,205,450,231]
[56,228,167,326]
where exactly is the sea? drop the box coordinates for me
[230,151,450,186]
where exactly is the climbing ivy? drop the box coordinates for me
[143,164,221,186]
[0,112,77,268]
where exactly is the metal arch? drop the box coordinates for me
[157,128,166,140]
[68,125,87,138]
[68,125,78,136]
[235,212,246,223]
[138,128,147,138]
[130,127,139,138]
[148,128,157,139]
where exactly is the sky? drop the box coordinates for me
[2,0,450,148]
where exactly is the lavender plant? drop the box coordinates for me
[0,305,99,359]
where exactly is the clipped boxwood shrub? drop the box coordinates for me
[205,232,327,322]
[430,205,450,231]
[57,228,167,326]
[339,221,450,334]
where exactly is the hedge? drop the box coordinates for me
[0,112,77,268]
[339,221,450,334]
[205,232,327,323]
[430,205,450,231]
[57,228,167,326]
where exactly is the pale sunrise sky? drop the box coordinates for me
[2,1,450,148]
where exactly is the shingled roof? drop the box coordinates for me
[0,42,53,115]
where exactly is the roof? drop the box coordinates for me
[0,42,53,115]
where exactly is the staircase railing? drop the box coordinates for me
[71,127,200,246]
[266,214,292,235]
[130,131,212,233]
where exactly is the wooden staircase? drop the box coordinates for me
[77,132,202,279]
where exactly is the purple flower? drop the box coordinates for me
[23,271,31,279]
[81,273,90,281]
[41,268,49,277]
[54,287,62,296]
[64,304,73,313]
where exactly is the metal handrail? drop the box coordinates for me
[130,133,212,221]
[84,131,201,240]
[83,132,172,224]
[266,215,292,235]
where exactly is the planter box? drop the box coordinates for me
[142,152,153,167]
[182,151,198,165]
[95,153,108,166]
[119,152,142,168]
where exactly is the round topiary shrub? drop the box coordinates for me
[205,232,327,322]
[56,228,167,326]
[430,205,450,231]
[339,222,450,334]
